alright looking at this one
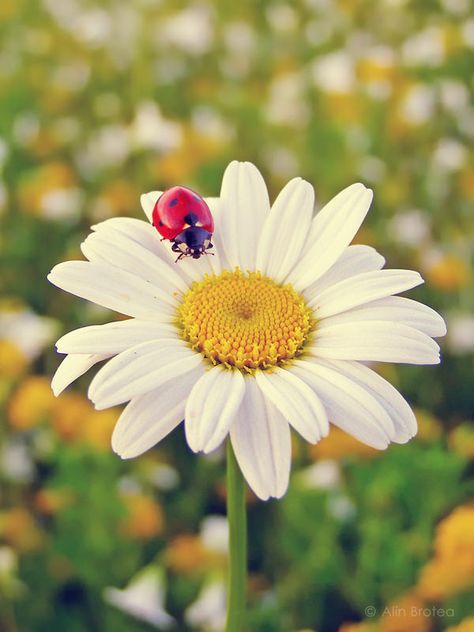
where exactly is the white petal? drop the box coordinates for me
[92,217,193,284]
[81,230,189,294]
[219,161,270,270]
[256,178,314,282]
[310,269,424,317]
[287,183,373,290]
[140,190,162,222]
[89,339,205,409]
[112,366,202,459]
[48,261,175,321]
[303,245,385,299]
[51,353,109,396]
[230,379,291,500]
[92,217,165,255]
[203,197,225,275]
[318,296,447,337]
[56,320,177,355]
[185,367,245,453]
[255,368,328,443]
[310,321,440,364]
[314,359,417,443]
[291,359,395,448]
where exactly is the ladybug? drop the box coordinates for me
[152,186,214,262]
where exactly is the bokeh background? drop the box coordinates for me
[0,0,473,631]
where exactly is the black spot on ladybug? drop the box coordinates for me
[169,198,179,207]
[158,220,163,226]
[183,212,198,226]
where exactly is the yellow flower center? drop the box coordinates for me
[177,269,314,371]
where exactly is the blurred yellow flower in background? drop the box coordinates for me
[413,409,443,442]
[119,493,164,540]
[50,392,91,441]
[380,592,432,632]
[165,534,213,574]
[34,488,73,516]
[0,508,43,552]
[8,376,55,430]
[339,622,378,632]
[79,408,120,451]
[434,505,474,566]
[310,426,378,460]
[424,254,471,292]
[0,340,27,380]
[448,424,474,459]
[417,559,473,601]
[446,617,474,632]
[417,504,474,600]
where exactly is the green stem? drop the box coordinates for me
[225,440,247,632]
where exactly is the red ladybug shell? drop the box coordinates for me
[152,186,214,241]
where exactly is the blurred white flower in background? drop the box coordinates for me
[266,4,298,33]
[185,579,227,632]
[266,72,309,127]
[440,0,471,15]
[358,156,387,183]
[461,18,474,47]
[40,188,83,221]
[12,114,40,148]
[130,102,182,153]
[432,138,468,172]
[191,107,234,143]
[328,495,356,521]
[78,125,130,171]
[402,27,445,67]
[74,8,112,47]
[311,51,355,93]
[446,315,474,354]
[223,21,256,65]
[400,84,435,125]
[0,440,35,484]
[200,515,228,555]
[0,184,7,216]
[389,210,431,247]
[103,566,175,629]
[298,460,341,490]
[439,80,470,114]
[0,307,58,361]
[264,147,299,179]
[158,6,214,55]
[147,462,180,491]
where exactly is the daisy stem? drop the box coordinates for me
[225,439,247,632]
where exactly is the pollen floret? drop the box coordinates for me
[177,269,314,371]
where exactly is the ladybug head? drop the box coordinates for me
[171,226,214,262]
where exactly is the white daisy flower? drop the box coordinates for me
[47,161,446,501]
